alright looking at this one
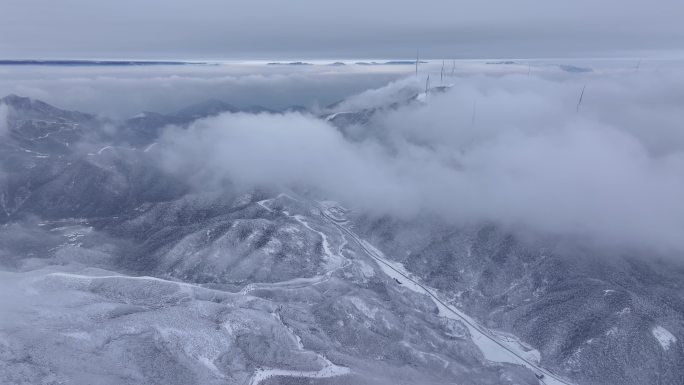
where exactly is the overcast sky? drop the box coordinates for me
[1,0,683,59]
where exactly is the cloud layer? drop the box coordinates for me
[156,67,684,254]
[0,64,403,118]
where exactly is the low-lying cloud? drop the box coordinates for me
[157,67,684,254]
[0,64,404,118]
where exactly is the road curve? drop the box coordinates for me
[319,207,575,385]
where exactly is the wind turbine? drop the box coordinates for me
[576,84,587,113]
[441,60,445,84]
[415,49,419,77]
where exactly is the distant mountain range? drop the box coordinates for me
[0,60,205,66]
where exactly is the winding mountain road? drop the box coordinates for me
[318,204,575,385]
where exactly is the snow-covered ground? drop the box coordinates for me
[292,213,346,271]
[248,361,351,385]
[652,326,677,351]
[246,309,352,385]
[319,203,574,385]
